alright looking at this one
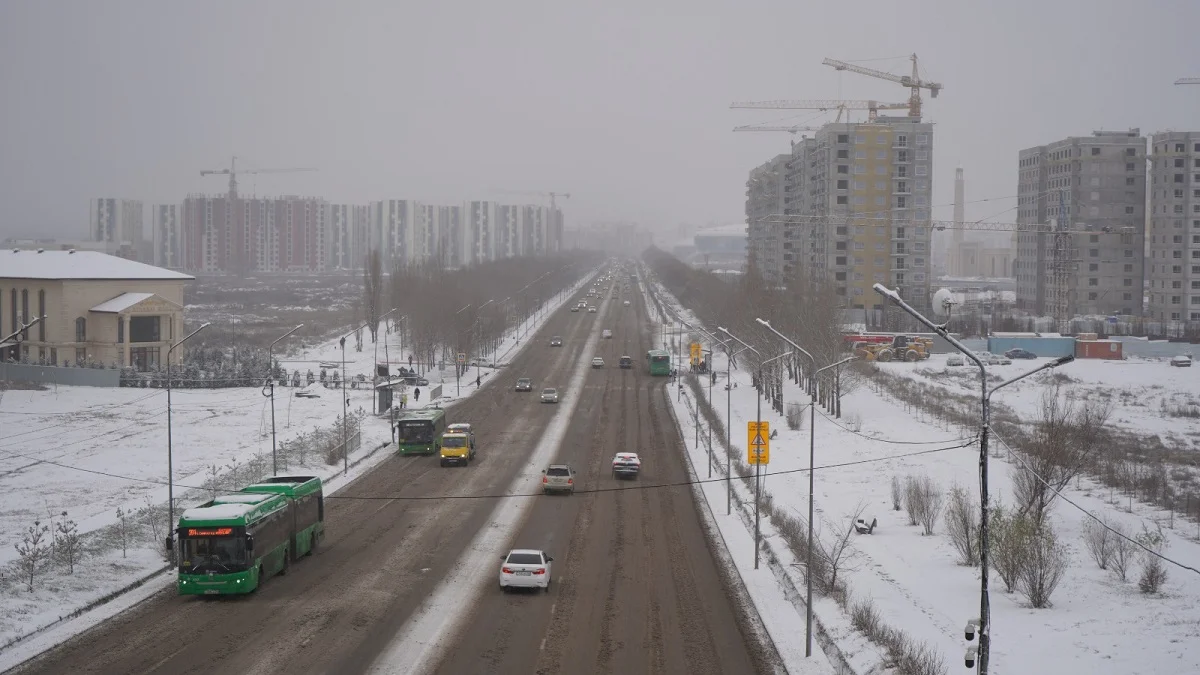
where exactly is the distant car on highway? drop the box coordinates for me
[612,452,641,479]
[570,306,580,312]
[515,377,533,392]
[499,549,553,592]
[619,355,633,369]
[550,336,563,346]
[601,329,612,339]
[587,306,597,313]
[541,387,559,403]
[542,465,575,495]
[1004,348,1037,360]
[592,357,604,368]
[623,300,631,307]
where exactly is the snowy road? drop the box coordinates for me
[12,272,776,675]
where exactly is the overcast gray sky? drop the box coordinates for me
[1,0,1197,240]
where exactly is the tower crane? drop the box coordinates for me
[495,190,571,210]
[733,124,822,134]
[730,99,910,123]
[199,156,317,203]
[821,54,942,120]
[1175,78,1200,85]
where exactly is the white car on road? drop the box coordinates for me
[499,549,554,592]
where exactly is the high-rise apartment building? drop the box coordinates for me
[466,200,497,266]
[1148,131,1200,322]
[90,198,146,260]
[179,194,329,274]
[1016,129,1145,318]
[330,203,370,270]
[783,119,935,312]
[151,203,184,269]
[745,154,789,284]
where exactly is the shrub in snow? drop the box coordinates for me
[140,497,169,558]
[843,411,863,432]
[904,475,943,535]
[785,402,805,431]
[1109,521,1138,583]
[115,507,129,558]
[989,504,1029,593]
[1081,517,1116,570]
[14,520,51,592]
[1136,525,1169,594]
[54,514,82,574]
[890,475,903,511]
[849,595,883,639]
[1017,522,1067,609]
[944,485,981,566]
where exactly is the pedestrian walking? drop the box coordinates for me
[408,354,414,368]
[414,387,421,402]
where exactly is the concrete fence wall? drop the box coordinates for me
[1,363,121,387]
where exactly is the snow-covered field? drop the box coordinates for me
[645,270,1200,675]
[0,272,595,663]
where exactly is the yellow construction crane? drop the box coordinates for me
[822,54,941,120]
[730,99,910,123]
[1176,77,1200,85]
[200,156,317,203]
[733,124,822,134]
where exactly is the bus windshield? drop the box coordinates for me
[180,534,247,573]
[442,436,466,448]
[399,422,434,443]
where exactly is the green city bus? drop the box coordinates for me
[647,349,671,376]
[396,407,447,455]
[176,475,325,596]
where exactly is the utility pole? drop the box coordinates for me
[264,324,303,475]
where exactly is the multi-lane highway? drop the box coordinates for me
[10,270,779,675]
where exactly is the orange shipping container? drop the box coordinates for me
[1075,339,1123,360]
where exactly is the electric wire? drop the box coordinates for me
[990,431,1200,577]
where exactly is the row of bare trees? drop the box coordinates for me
[643,247,856,415]
[360,251,601,372]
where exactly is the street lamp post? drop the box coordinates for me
[750,350,791,569]
[873,283,1073,675]
[166,322,211,556]
[454,303,472,397]
[264,324,303,475]
[717,327,760,520]
[337,317,375,477]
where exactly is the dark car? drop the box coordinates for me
[619,355,633,369]
[515,377,533,392]
[1004,348,1037,360]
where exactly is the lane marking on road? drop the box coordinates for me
[367,283,608,675]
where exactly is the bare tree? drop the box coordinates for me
[815,502,867,593]
[1136,525,1169,594]
[890,475,904,512]
[54,514,82,574]
[1014,385,1113,525]
[945,485,981,566]
[1081,517,1116,570]
[1018,523,1068,608]
[1109,521,1137,582]
[904,475,942,533]
[363,249,384,343]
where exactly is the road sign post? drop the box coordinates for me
[456,352,466,397]
[748,421,769,569]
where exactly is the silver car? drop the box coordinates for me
[541,387,559,403]
[542,465,575,495]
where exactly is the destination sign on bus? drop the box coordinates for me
[186,527,234,537]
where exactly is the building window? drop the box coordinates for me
[130,316,161,343]
[855,135,866,144]
[1088,292,1098,300]
[855,150,866,159]
[837,149,849,159]
[117,318,124,344]
[837,134,849,144]
[1089,278,1098,286]
[837,195,848,205]
[836,179,848,189]
[75,317,86,342]
[1091,147,1100,156]
[915,165,928,176]
[1089,263,1099,272]
[130,346,161,372]
[916,134,928,146]
[1123,278,1133,287]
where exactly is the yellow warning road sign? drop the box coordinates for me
[747,421,770,465]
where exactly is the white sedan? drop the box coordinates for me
[499,549,554,592]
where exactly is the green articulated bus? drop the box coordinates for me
[176,475,324,596]
[647,349,671,376]
[396,407,447,455]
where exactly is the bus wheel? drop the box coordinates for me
[253,566,264,592]
[307,533,318,556]
[279,551,290,576]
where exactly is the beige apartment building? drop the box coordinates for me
[0,249,193,371]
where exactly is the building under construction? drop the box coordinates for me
[1015,129,1146,318]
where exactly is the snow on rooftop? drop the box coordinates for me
[0,250,194,281]
[213,494,273,504]
[89,292,157,313]
[180,502,256,521]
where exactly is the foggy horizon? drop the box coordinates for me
[2,0,1197,242]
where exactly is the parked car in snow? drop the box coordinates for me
[1004,348,1037,360]
[1170,354,1193,367]
[945,354,965,367]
